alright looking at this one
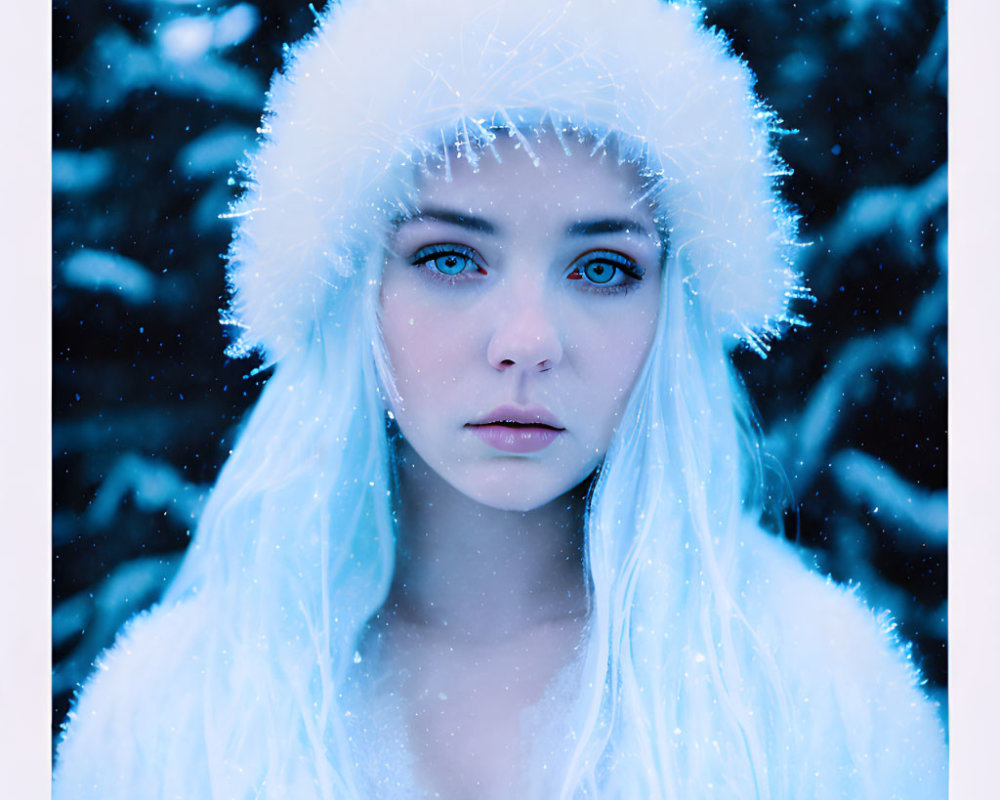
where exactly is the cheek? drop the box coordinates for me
[380,289,467,408]
[570,305,658,432]
[580,304,658,385]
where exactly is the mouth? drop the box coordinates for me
[466,405,565,454]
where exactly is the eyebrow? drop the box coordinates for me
[396,208,497,234]
[394,210,655,242]
[566,218,652,237]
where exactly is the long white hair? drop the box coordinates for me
[163,1,805,796]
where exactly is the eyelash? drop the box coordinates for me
[408,243,645,294]
[566,249,646,295]
[410,243,488,280]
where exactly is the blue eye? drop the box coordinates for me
[410,244,486,277]
[568,250,645,290]
[582,260,615,284]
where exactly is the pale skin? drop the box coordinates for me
[375,135,663,799]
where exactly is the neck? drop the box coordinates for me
[385,438,589,643]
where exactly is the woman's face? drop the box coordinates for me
[380,135,663,511]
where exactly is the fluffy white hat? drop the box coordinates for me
[224,0,807,362]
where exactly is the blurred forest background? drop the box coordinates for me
[52,0,948,742]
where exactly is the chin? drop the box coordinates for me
[474,493,556,513]
[450,480,556,512]
[449,467,592,513]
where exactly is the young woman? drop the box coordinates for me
[55,1,947,797]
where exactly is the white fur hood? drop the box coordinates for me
[224,0,807,362]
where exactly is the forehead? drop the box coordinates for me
[413,134,655,229]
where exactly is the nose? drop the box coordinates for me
[486,294,564,374]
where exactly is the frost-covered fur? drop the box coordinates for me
[225,0,805,362]
[54,523,947,798]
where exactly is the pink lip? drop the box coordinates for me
[466,405,565,454]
